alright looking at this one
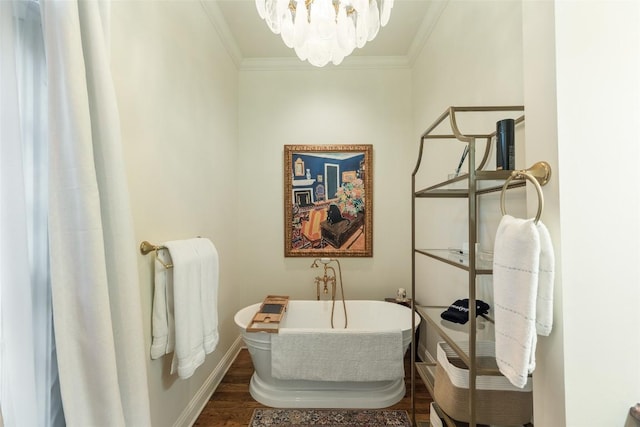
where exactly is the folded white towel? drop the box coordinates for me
[535,221,555,336]
[150,255,175,359]
[196,239,219,353]
[170,239,204,378]
[271,329,404,382]
[149,238,219,379]
[493,215,541,388]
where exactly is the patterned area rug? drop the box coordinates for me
[249,408,411,426]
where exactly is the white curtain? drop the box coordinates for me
[0,1,63,425]
[40,0,152,425]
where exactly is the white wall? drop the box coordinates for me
[412,1,525,126]
[552,1,640,425]
[237,67,414,307]
[110,2,241,426]
[521,2,566,424]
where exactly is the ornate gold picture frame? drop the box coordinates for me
[284,144,373,257]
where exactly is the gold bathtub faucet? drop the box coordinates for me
[314,266,336,298]
[310,258,347,329]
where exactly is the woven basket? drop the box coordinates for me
[433,341,533,426]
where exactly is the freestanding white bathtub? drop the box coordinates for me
[234,300,420,408]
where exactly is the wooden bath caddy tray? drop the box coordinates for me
[246,295,289,333]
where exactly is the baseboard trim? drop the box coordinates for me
[174,335,244,427]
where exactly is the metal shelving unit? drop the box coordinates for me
[410,106,535,427]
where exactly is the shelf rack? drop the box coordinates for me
[410,106,540,427]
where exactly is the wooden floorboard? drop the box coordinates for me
[194,348,433,426]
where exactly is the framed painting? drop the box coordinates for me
[284,144,373,257]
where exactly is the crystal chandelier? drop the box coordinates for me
[255,0,394,67]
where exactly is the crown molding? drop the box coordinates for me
[240,55,411,72]
[200,0,243,69]
[406,0,450,67]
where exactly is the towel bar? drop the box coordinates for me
[140,240,172,269]
[140,240,165,255]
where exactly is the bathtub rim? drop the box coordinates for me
[234,299,420,330]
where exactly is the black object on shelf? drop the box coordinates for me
[496,118,515,170]
[440,298,490,324]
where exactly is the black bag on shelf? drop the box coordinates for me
[440,298,490,324]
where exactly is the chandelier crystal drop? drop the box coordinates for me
[255,0,394,67]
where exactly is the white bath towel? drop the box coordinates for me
[197,240,219,354]
[271,329,404,382]
[150,255,175,359]
[535,222,555,336]
[149,238,219,379]
[493,215,541,388]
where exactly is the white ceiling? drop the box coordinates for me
[204,0,445,66]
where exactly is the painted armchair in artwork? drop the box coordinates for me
[301,208,327,249]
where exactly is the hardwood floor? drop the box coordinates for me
[194,348,433,426]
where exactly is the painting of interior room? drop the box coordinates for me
[284,144,373,258]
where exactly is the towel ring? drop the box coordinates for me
[500,163,549,224]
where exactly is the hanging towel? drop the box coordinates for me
[493,215,541,388]
[271,329,404,382]
[150,254,175,359]
[535,222,555,336]
[197,239,220,354]
[149,238,219,379]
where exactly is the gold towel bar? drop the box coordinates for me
[140,240,164,255]
[500,161,552,224]
[139,241,172,269]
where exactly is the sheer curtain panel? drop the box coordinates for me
[41,0,152,425]
[0,1,63,425]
